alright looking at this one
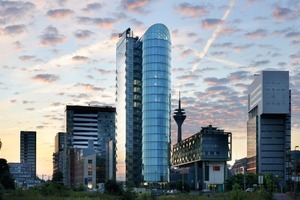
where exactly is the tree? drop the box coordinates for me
[0,171,15,189]
[104,179,123,195]
[0,159,9,178]
[0,159,15,189]
[52,170,63,184]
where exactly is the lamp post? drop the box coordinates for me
[294,146,299,198]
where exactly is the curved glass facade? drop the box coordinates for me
[142,24,171,182]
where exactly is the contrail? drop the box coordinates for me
[192,0,237,72]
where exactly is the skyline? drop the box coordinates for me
[0,0,300,178]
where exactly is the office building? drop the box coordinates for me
[65,105,116,186]
[9,162,35,187]
[172,125,232,191]
[116,23,171,185]
[247,71,291,183]
[20,131,36,180]
[53,132,66,174]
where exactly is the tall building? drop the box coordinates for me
[247,71,291,183]
[53,132,66,177]
[65,105,116,186]
[173,93,186,143]
[116,23,171,185]
[20,131,36,180]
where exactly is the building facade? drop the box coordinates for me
[53,132,66,175]
[116,23,171,185]
[20,131,36,180]
[247,71,291,183]
[172,125,232,191]
[65,105,116,186]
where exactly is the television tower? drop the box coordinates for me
[173,92,186,143]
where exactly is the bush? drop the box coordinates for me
[104,180,123,195]
[225,190,246,200]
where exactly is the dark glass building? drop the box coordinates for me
[247,71,291,184]
[20,131,36,180]
[116,24,171,185]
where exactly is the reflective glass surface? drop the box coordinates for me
[142,24,171,182]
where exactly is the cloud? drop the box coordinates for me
[175,2,208,18]
[22,100,35,104]
[50,102,63,107]
[180,49,194,58]
[245,29,267,39]
[210,51,227,57]
[285,31,300,40]
[82,3,103,12]
[96,68,113,75]
[129,18,143,27]
[201,18,223,29]
[40,25,66,46]
[220,28,240,35]
[204,77,229,85]
[72,55,90,62]
[10,99,17,103]
[227,71,252,82]
[19,55,36,61]
[120,0,149,14]
[251,60,270,66]
[272,6,295,21]
[0,1,35,25]
[13,41,23,50]
[1,24,26,35]
[213,42,253,52]
[74,29,94,39]
[47,9,73,19]
[32,74,59,83]
[76,17,116,28]
[74,83,104,92]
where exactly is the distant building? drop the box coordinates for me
[287,150,300,182]
[65,105,116,187]
[172,125,232,191]
[74,140,97,189]
[247,71,291,184]
[116,23,171,185]
[9,162,35,187]
[20,131,36,180]
[53,132,66,174]
[230,157,247,175]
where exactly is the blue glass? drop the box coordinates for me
[142,24,171,182]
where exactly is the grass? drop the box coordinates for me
[1,189,274,200]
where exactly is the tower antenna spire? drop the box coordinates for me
[173,92,186,143]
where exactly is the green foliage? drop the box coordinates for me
[0,158,15,190]
[136,193,156,200]
[225,190,246,200]
[175,181,190,192]
[52,170,63,184]
[0,171,15,189]
[0,184,3,200]
[225,173,259,191]
[104,179,123,195]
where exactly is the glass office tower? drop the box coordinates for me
[116,28,143,185]
[116,24,171,185]
[247,71,291,186]
[142,24,171,182]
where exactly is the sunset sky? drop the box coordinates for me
[0,0,300,179]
